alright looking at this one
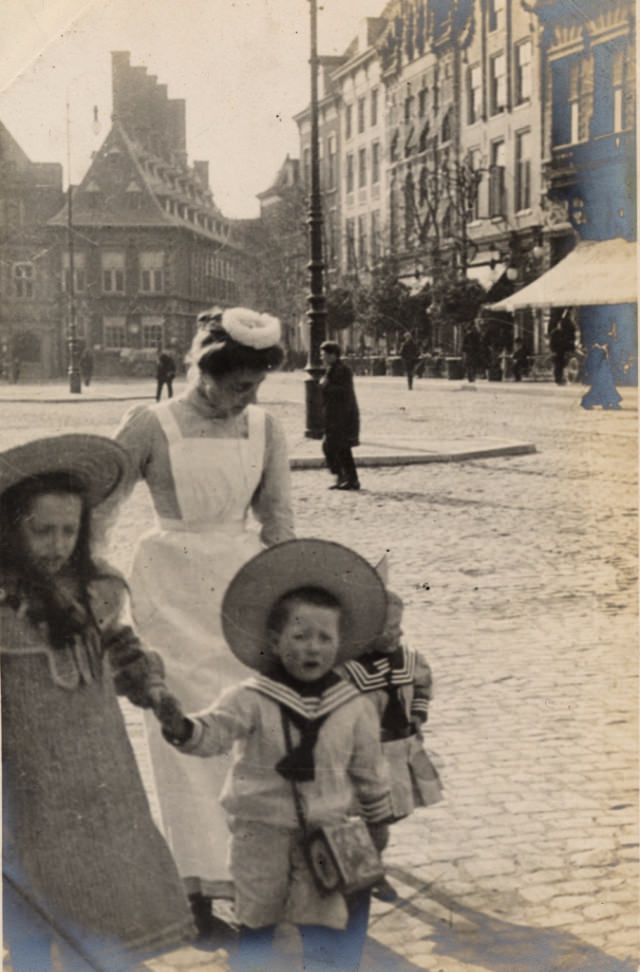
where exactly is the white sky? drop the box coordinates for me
[0,0,383,218]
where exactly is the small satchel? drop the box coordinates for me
[280,707,385,897]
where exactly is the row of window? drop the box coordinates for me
[345,143,382,193]
[344,211,382,269]
[102,317,164,350]
[345,89,379,140]
[9,252,235,299]
[467,129,532,215]
[551,41,628,147]
[467,40,532,122]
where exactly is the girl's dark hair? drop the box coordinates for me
[191,328,284,379]
[267,586,342,637]
[0,472,97,648]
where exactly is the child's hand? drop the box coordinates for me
[367,821,390,853]
[155,693,191,743]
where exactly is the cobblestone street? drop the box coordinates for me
[1,373,637,971]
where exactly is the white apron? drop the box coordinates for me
[129,402,265,897]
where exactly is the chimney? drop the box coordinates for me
[167,99,187,163]
[111,51,131,120]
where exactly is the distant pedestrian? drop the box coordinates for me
[580,342,622,410]
[11,355,21,384]
[399,334,420,390]
[320,341,360,491]
[548,312,574,385]
[80,347,93,387]
[461,321,482,382]
[155,348,176,401]
[512,338,528,382]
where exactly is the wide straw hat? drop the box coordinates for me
[221,538,388,673]
[0,434,130,508]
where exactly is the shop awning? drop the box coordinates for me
[487,238,637,312]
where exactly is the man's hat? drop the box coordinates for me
[221,539,387,673]
[0,435,130,508]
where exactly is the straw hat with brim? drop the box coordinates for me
[221,539,388,673]
[0,435,130,508]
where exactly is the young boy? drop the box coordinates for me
[340,585,442,901]
[156,539,394,972]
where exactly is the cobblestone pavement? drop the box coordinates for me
[1,375,637,972]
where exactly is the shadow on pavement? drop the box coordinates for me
[383,867,637,972]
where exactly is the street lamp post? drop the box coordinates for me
[304,0,327,439]
[66,96,81,394]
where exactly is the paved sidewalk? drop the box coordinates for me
[0,377,537,467]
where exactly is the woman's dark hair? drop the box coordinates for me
[191,329,284,379]
[266,586,342,638]
[0,472,97,648]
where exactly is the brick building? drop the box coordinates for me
[0,122,64,379]
[48,52,248,377]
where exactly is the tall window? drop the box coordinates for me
[371,141,381,184]
[140,252,164,293]
[102,252,125,293]
[63,252,86,293]
[515,41,532,104]
[303,147,311,185]
[490,53,506,114]
[515,130,531,211]
[418,87,428,117]
[357,97,366,134]
[370,88,379,127]
[569,58,581,143]
[346,154,354,194]
[489,0,505,33]
[489,140,506,216]
[468,148,482,219]
[592,42,626,137]
[13,262,33,298]
[345,104,353,140]
[370,210,380,262]
[103,316,127,349]
[358,147,367,188]
[327,135,337,189]
[613,47,624,131]
[345,218,356,269]
[142,317,164,349]
[358,215,367,265]
[468,64,482,123]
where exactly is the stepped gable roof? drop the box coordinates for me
[47,119,236,247]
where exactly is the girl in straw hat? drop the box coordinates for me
[107,307,294,939]
[155,539,394,972]
[0,435,194,972]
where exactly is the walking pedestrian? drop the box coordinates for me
[548,311,575,385]
[155,538,393,972]
[580,342,623,410]
[399,333,420,390]
[107,307,295,942]
[155,347,176,401]
[512,337,528,382]
[79,347,93,387]
[0,434,194,972]
[320,340,360,491]
[461,321,482,382]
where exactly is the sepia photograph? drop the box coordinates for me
[0,0,637,969]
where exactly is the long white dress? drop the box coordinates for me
[114,393,294,898]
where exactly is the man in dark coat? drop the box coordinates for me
[155,347,176,401]
[461,321,482,382]
[320,341,360,491]
[400,334,420,390]
[548,316,573,385]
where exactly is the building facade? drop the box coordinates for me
[47,52,248,377]
[0,122,64,379]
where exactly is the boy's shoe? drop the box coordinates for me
[372,877,398,902]
[337,480,360,491]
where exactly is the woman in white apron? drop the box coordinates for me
[110,308,295,940]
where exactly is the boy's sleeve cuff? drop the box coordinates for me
[360,791,394,823]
